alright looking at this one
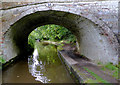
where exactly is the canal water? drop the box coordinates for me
[2,42,74,83]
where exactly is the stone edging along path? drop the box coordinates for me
[57,49,118,84]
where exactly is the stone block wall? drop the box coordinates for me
[0,1,119,64]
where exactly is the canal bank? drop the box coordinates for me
[57,45,119,84]
[2,42,119,84]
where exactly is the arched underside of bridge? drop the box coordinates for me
[3,10,118,64]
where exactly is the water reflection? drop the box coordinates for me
[28,48,51,83]
[2,42,74,83]
[28,42,74,83]
[33,49,39,65]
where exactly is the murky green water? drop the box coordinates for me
[2,42,74,83]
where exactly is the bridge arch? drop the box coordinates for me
[2,5,118,64]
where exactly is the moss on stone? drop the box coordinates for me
[99,62,119,79]
[83,67,109,83]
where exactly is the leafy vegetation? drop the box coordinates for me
[0,55,6,69]
[0,55,5,64]
[28,24,76,48]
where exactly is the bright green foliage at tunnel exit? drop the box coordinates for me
[28,25,76,48]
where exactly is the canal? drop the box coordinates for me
[2,42,75,83]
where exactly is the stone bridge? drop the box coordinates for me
[0,0,119,65]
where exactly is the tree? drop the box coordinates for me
[28,24,76,47]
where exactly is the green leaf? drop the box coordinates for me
[28,24,76,47]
